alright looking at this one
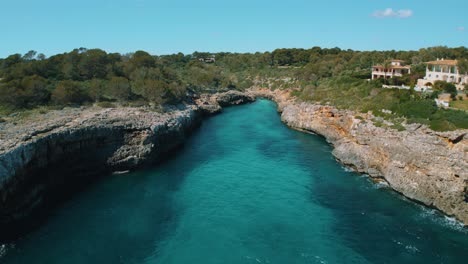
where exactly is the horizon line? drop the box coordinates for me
[2,45,467,59]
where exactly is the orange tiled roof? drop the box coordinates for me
[426,60,458,66]
[373,65,411,69]
[391,65,411,69]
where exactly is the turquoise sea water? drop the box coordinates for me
[1,99,467,263]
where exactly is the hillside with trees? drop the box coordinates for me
[0,46,467,130]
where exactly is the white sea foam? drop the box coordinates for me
[373,180,389,189]
[314,255,328,264]
[340,165,355,172]
[0,244,7,258]
[392,239,420,254]
[300,253,328,264]
[405,245,420,253]
[112,170,130,175]
[245,256,270,264]
[419,207,467,233]
[441,216,466,232]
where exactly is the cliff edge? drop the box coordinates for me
[0,90,255,240]
[250,88,468,225]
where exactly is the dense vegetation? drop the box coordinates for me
[0,46,467,130]
[295,76,467,131]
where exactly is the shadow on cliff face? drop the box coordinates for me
[0,123,199,243]
[0,133,122,242]
[0,151,193,263]
[0,118,230,263]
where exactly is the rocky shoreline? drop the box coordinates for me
[250,88,468,226]
[0,91,254,240]
[0,88,466,240]
[0,105,201,239]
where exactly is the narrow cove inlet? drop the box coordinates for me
[1,99,467,263]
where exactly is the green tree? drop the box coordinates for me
[272,49,292,65]
[458,59,468,75]
[136,79,166,104]
[382,61,391,84]
[0,81,25,108]
[88,79,106,102]
[22,50,37,61]
[52,80,90,105]
[20,75,50,107]
[78,49,109,79]
[105,77,132,101]
[0,76,50,109]
[433,80,457,98]
[130,51,155,68]
[36,53,46,60]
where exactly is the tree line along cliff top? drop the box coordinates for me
[0,46,467,131]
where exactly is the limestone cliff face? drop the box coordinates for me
[0,105,202,238]
[1,87,466,237]
[195,90,256,115]
[250,88,468,225]
[0,90,256,239]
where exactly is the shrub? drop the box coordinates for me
[430,119,456,131]
[372,119,384,127]
[105,77,132,101]
[96,101,115,108]
[434,109,468,129]
[396,99,437,119]
[52,80,91,105]
[0,76,50,109]
[407,117,430,126]
[390,123,406,131]
[433,80,457,98]
[125,100,149,107]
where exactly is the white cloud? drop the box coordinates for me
[397,10,413,18]
[372,8,394,17]
[457,26,465,31]
[372,8,413,18]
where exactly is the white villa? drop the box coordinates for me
[417,59,468,90]
[371,60,411,80]
[198,55,216,63]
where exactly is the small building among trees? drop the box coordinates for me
[371,59,411,80]
[198,55,216,63]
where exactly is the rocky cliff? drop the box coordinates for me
[1,87,466,239]
[250,88,468,225]
[0,105,203,239]
[195,90,256,115]
[0,90,256,240]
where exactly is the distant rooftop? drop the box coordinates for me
[373,65,411,69]
[426,59,458,66]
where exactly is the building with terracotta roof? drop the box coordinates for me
[371,59,411,80]
[417,58,467,90]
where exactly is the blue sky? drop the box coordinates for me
[1,0,466,58]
